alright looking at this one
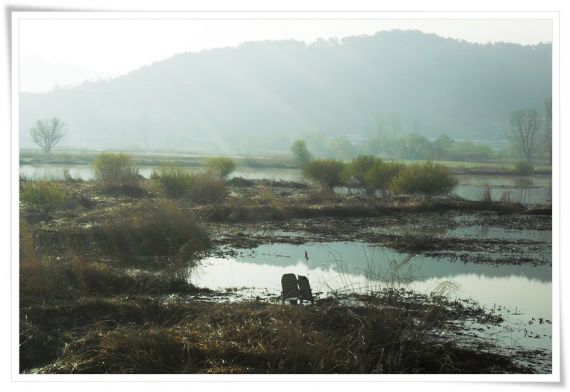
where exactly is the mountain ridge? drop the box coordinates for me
[19,30,552,154]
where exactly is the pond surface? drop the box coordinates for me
[19,164,303,182]
[191,242,552,351]
[20,164,551,205]
[453,174,551,205]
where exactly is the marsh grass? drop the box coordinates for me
[22,294,522,374]
[150,166,194,198]
[95,200,210,258]
[20,220,203,306]
[20,212,207,372]
[152,166,227,203]
[25,198,211,267]
[20,180,67,212]
[18,173,539,374]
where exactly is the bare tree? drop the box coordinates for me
[30,117,65,154]
[508,109,540,163]
[545,98,552,164]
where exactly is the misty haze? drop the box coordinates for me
[20,30,551,154]
[17,17,554,377]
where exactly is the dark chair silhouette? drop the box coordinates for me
[281,273,300,304]
[297,275,314,304]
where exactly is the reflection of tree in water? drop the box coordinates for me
[237,242,552,284]
[514,177,534,188]
[363,252,418,287]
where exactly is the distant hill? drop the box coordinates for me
[19,30,552,154]
[20,55,113,93]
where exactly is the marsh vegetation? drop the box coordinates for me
[19,151,552,374]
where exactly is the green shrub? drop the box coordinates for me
[20,181,67,212]
[364,161,405,197]
[152,167,226,203]
[514,161,534,176]
[303,159,346,190]
[204,157,237,181]
[93,153,140,189]
[344,155,381,194]
[343,156,405,197]
[391,161,458,196]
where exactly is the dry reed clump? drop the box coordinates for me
[24,199,211,264]
[42,326,206,374]
[20,317,62,372]
[20,217,204,307]
[94,200,210,257]
[28,298,526,374]
[20,254,201,306]
[34,200,210,260]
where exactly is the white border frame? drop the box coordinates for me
[10,10,561,383]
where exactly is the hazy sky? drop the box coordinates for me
[19,17,553,79]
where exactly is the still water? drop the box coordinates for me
[191,242,552,351]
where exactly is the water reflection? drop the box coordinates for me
[19,164,304,183]
[191,242,552,317]
[452,174,551,205]
[453,184,550,205]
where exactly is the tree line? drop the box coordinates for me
[28,97,553,164]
